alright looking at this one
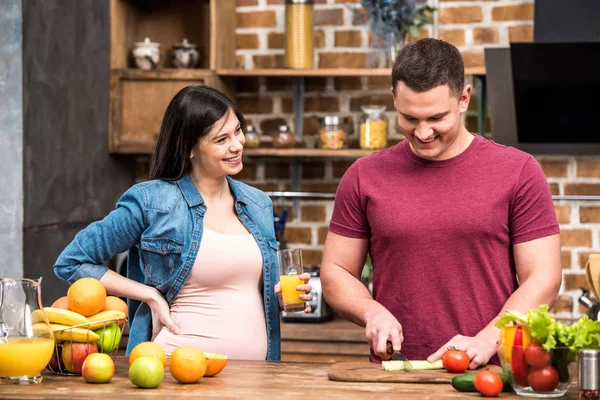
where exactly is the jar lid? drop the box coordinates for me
[172,38,198,49]
[286,0,314,4]
[134,37,160,47]
[361,105,387,115]
[322,116,341,125]
[279,125,290,132]
[246,124,256,133]
[580,349,600,359]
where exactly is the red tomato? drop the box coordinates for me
[524,342,551,368]
[442,348,470,373]
[474,370,504,397]
[528,366,559,392]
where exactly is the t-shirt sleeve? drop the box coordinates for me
[329,162,370,238]
[510,156,560,244]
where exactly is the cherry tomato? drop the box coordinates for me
[442,348,470,373]
[528,366,559,392]
[474,370,504,397]
[524,342,551,368]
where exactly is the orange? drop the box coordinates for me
[51,296,70,309]
[129,341,166,367]
[102,296,128,326]
[203,352,228,377]
[67,278,106,317]
[169,346,207,384]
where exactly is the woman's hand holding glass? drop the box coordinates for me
[274,273,313,313]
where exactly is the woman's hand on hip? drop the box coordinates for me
[147,288,180,340]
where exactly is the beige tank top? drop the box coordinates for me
[153,228,267,360]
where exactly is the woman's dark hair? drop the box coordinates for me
[148,86,246,180]
[392,38,464,98]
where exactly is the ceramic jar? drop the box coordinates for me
[171,38,200,69]
[272,125,295,148]
[132,37,161,70]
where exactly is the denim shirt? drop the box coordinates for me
[54,174,281,360]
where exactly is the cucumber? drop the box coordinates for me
[451,372,512,393]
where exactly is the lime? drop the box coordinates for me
[129,356,164,388]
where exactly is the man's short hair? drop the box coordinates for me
[392,38,464,98]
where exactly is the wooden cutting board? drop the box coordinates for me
[328,362,502,384]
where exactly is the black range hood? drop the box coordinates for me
[485,0,600,154]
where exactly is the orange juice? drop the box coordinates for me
[280,275,305,312]
[0,337,54,377]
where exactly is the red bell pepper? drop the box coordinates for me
[511,324,529,387]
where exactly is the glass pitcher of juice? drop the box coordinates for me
[0,277,54,384]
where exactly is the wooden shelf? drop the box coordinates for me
[243,148,374,158]
[112,68,216,80]
[217,66,485,77]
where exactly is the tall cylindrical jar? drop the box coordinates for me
[285,0,314,69]
[579,349,600,400]
[360,105,388,150]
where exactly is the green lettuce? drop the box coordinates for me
[526,305,558,351]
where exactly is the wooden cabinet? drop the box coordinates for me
[281,318,370,363]
[108,0,235,154]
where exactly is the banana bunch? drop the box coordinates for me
[43,307,126,343]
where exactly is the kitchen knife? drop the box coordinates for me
[386,341,413,371]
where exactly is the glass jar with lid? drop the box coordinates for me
[319,116,347,149]
[244,124,260,148]
[359,105,388,150]
[272,125,295,148]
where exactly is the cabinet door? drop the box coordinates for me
[109,70,227,154]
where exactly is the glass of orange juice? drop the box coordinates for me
[277,249,305,313]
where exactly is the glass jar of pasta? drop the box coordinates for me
[360,105,388,150]
[319,116,347,149]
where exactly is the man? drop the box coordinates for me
[320,38,561,368]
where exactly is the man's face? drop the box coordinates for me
[392,82,471,161]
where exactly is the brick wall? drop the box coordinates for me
[228,0,600,320]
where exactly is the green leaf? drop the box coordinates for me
[495,309,527,328]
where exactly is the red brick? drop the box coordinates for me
[509,25,534,42]
[237,11,276,28]
[306,78,327,92]
[549,183,560,195]
[284,227,312,245]
[462,50,485,68]
[577,159,600,177]
[315,29,326,49]
[302,162,326,180]
[314,9,344,26]
[318,52,367,68]
[332,160,356,178]
[236,162,257,181]
[236,96,273,114]
[564,273,589,291]
[318,227,329,244]
[439,29,465,47]
[266,0,283,4]
[260,118,288,136]
[302,249,323,266]
[237,0,258,5]
[266,77,291,92]
[303,116,321,136]
[335,77,362,91]
[268,32,285,49]
[440,6,483,24]
[282,96,340,113]
[555,206,571,224]
[560,229,593,247]
[561,250,572,269]
[254,183,279,192]
[235,77,260,93]
[236,34,259,50]
[335,30,363,47]
[564,184,600,196]
[368,76,392,90]
[473,27,499,44]
[300,182,339,192]
[492,4,534,21]
[550,295,573,314]
[580,252,600,270]
[301,205,327,222]
[253,54,285,69]
[352,7,368,25]
[538,159,568,178]
[581,207,600,223]
[264,162,290,180]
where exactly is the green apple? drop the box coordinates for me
[82,353,114,383]
[94,323,122,353]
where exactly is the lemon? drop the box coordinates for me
[129,356,164,388]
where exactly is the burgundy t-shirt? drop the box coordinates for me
[329,135,559,361]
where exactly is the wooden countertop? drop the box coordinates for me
[0,357,578,399]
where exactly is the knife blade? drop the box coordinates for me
[386,341,413,371]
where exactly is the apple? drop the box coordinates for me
[94,324,122,354]
[48,344,65,372]
[62,342,98,374]
[82,353,114,383]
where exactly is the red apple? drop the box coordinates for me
[82,353,114,383]
[48,344,65,372]
[62,342,98,374]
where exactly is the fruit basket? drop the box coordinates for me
[43,308,127,376]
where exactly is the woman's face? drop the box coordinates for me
[189,109,245,178]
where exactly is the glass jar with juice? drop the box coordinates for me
[0,278,54,384]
